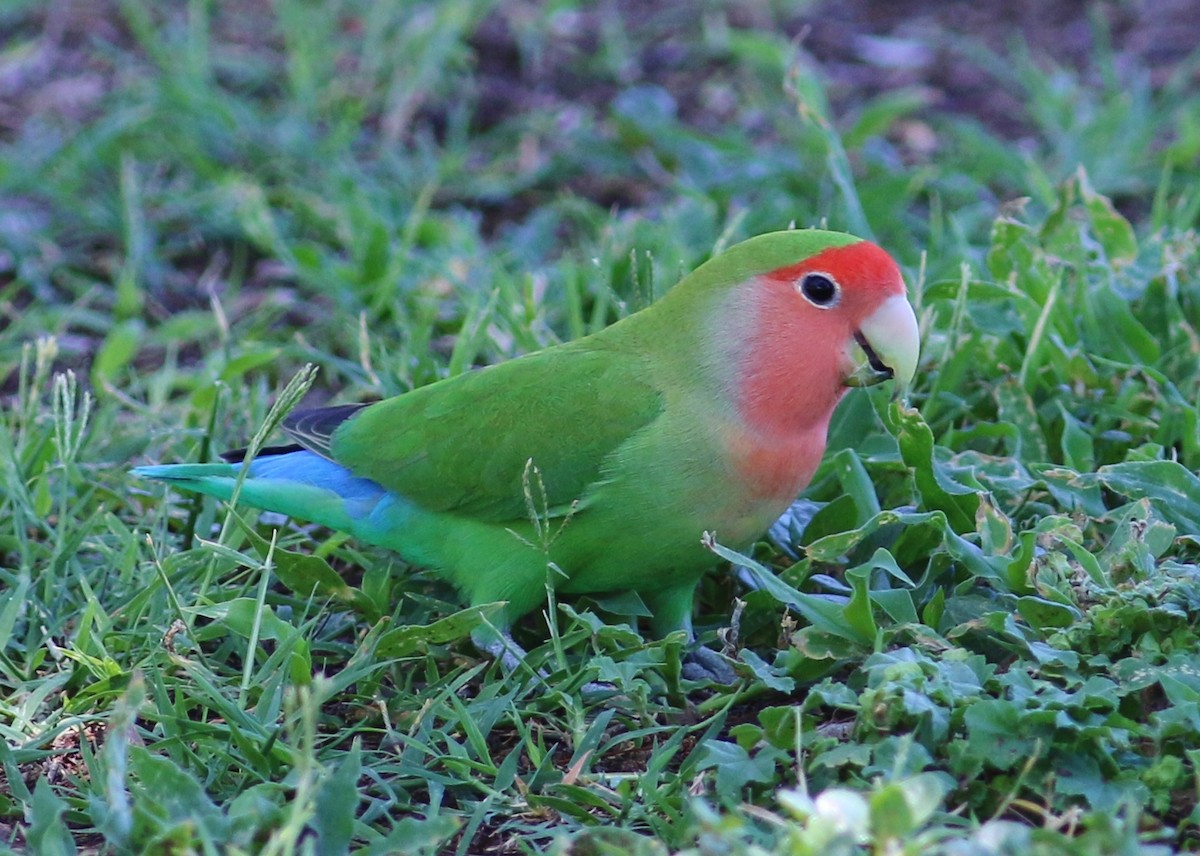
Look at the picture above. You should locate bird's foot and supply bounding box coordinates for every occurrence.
[477,631,533,675]
[681,646,737,684]
[579,678,620,699]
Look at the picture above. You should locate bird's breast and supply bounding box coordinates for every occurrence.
[681,425,825,551]
[724,423,827,509]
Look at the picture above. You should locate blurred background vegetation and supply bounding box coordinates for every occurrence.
[1,1,1200,853]
[4,0,1197,401]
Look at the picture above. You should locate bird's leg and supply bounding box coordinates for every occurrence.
[682,646,737,684]
[645,581,737,684]
[473,627,532,675]
[468,598,544,677]
[464,581,554,678]
[470,611,617,697]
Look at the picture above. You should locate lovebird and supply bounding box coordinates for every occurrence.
[135,230,920,679]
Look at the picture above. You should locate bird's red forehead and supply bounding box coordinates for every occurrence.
[763,241,903,297]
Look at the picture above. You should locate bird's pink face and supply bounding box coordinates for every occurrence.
[736,240,920,436]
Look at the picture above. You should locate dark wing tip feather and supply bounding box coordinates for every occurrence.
[220,443,305,463]
[282,403,370,459]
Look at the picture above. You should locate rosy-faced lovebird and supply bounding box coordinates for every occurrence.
[135,230,920,678]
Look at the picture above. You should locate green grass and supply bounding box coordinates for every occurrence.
[2,1,1200,853]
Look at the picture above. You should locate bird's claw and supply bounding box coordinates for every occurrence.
[681,646,737,684]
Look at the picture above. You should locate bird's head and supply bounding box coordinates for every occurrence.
[757,234,919,391]
[679,230,920,435]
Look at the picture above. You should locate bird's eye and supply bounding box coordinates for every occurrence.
[798,272,840,308]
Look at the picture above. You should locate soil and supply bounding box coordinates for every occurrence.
[466,0,1200,144]
[794,0,1200,130]
[4,1,1198,150]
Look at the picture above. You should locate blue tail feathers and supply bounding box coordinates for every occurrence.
[245,450,385,506]
[132,450,387,531]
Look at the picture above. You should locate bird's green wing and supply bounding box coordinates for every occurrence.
[286,343,664,523]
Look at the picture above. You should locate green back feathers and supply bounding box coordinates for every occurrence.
[329,346,664,522]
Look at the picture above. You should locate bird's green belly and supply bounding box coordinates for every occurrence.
[551,489,786,596]
[553,535,711,596]
[360,456,795,618]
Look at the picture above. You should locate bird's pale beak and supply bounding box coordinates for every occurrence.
[844,294,920,389]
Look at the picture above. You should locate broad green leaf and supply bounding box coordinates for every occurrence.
[872,590,919,625]
[128,747,228,843]
[994,379,1048,461]
[737,648,795,693]
[854,547,917,588]
[787,630,865,671]
[1078,168,1138,263]
[708,538,868,645]
[364,816,460,856]
[869,773,948,839]
[833,448,884,523]
[1082,461,1200,532]
[886,404,980,532]
[1089,285,1160,366]
[975,496,1013,556]
[228,786,284,844]
[1016,595,1080,630]
[219,347,282,383]
[1034,465,1107,517]
[91,319,144,388]
[1058,403,1095,471]
[1059,537,1111,590]
[374,603,506,658]
[694,740,778,798]
[962,699,1040,769]
[987,213,1037,283]
[193,599,295,643]
[844,88,931,149]
[1098,499,1177,579]
[313,741,362,856]
[795,495,856,546]
[922,587,945,628]
[27,778,76,856]
[589,588,653,618]
[1056,753,1143,811]
[231,512,382,622]
[844,566,879,643]
[804,509,1003,582]
[922,278,1030,304]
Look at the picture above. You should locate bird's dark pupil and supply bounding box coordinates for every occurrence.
[803,274,836,304]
